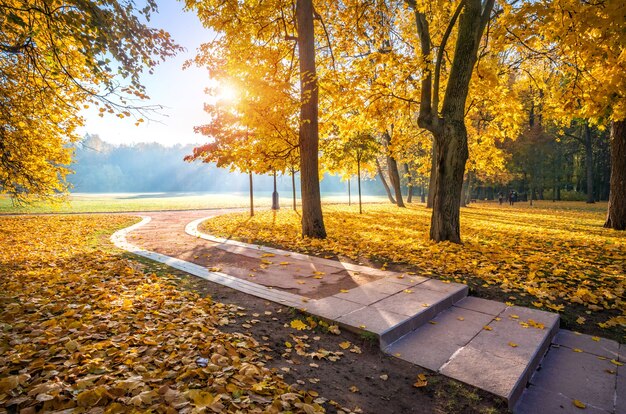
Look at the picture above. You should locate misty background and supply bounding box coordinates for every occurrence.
[70,135,385,195]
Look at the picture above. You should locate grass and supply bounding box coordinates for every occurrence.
[0,192,388,214]
[201,200,625,342]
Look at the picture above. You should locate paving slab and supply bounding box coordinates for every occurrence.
[372,288,455,316]
[440,345,528,403]
[385,306,494,371]
[616,361,625,414]
[454,296,508,316]
[306,296,365,320]
[528,345,617,413]
[381,274,429,287]
[335,306,408,335]
[331,285,395,305]
[554,330,620,360]
[515,385,612,414]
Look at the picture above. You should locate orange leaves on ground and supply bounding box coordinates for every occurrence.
[202,203,626,335]
[0,216,325,413]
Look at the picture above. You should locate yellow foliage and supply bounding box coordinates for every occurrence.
[0,215,325,412]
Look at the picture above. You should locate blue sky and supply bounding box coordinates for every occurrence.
[80,0,213,146]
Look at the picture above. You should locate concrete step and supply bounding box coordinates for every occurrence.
[385,297,560,409]
[514,331,623,414]
[307,276,468,348]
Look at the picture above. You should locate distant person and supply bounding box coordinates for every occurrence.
[509,190,514,206]
[498,192,504,205]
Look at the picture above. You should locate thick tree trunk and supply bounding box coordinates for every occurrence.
[604,120,626,230]
[383,131,405,207]
[249,171,254,217]
[404,163,413,203]
[296,0,326,238]
[585,122,595,204]
[430,121,468,243]
[376,158,396,204]
[291,167,297,211]
[427,141,436,208]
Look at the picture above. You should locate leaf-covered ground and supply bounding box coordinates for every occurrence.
[201,202,625,342]
[0,215,327,413]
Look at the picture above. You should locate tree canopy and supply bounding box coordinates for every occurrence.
[0,0,181,202]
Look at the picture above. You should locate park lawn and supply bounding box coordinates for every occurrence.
[202,201,625,342]
[0,193,388,214]
[0,215,325,413]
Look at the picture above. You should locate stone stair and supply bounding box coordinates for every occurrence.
[380,296,560,409]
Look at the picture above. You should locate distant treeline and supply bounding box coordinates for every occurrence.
[70,135,386,194]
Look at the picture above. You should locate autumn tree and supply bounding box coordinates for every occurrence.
[185,0,329,238]
[0,0,180,202]
[507,0,626,229]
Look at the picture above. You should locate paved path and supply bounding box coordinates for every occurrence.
[112,210,625,413]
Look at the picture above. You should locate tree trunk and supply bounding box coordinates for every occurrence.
[376,158,396,204]
[383,131,405,207]
[248,171,254,217]
[420,185,426,203]
[272,170,279,210]
[291,167,297,211]
[429,121,468,243]
[585,122,595,204]
[404,163,413,203]
[460,174,469,207]
[466,171,473,204]
[604,120,626,230]
[296,0,326,238]
[357,156,363,214]
[427,141,436,208]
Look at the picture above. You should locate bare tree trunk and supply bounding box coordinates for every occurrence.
[420,185,426,203]
[376,158,396,204]
[404,163,413,203]
[291,167,297,211]
[460,174,469,207]
[383,131,405,207]
[249,171,254,217]
[296,0,326,238]
[272,170,279,210]
[427,141,436,208]
[357,156,363,214]
[465,171,473,205]
[605,120,626,230]
[585,122,595,204]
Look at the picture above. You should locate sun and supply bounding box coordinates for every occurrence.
[216,82,238,102]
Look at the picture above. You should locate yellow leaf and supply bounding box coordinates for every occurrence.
[349,385,359,393]
[591,336,600,342]
[261,253,275,258]
[508,342,518,348]
[290,319,308,331]
[573,348,583,353]
[576,316,586,325]
[188,389,214,407]
[483,326,493,331]
[457,317,465,321]
[328,325,341,335]
[339,341,351,349]
[505,302,514,306]
[610,359,623,366]
[572,399,586,409]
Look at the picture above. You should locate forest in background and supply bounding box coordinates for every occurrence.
[70,134,387,195]
[72,132,611,203]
